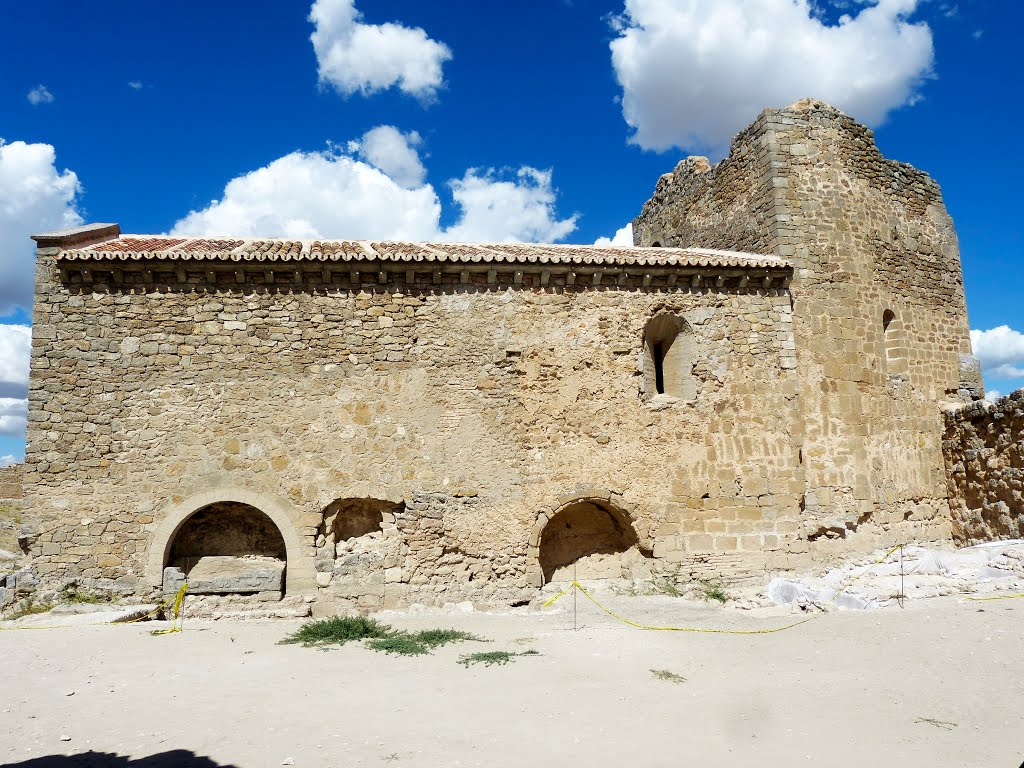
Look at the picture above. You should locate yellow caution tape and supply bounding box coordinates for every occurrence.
[825,544,903,605]
[544,580,815,634]
[149,582,188,635]
[543,544,912,634]
[966,592,1024,602]
[0,582,189,633]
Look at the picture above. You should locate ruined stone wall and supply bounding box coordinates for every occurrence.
[635,100,978,558]
[0,464,25,554]
[944,391,1024,544]
[24,252,803,607]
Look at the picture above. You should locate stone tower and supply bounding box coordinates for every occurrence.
[634,99,982,550]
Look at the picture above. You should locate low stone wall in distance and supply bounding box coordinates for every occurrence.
[944,390,1024,544]
[0,464,25,554]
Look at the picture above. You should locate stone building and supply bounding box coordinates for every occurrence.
[20,100,983,613]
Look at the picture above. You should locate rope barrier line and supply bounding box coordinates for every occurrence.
[543,543,910,635]
[824,544,903,605]
[965,592,1024,602]
[0,583,188,633]
[545,579,815,634]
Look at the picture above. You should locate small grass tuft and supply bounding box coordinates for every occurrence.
[3,598,53,621]
[60,586,112,605]
[701,582,729,603]
[458,649,539,667]
[278,616,392,647]
[366,635,432,655]
[412,628,485,648]
[650,668,686,683]
[367,628,486,656]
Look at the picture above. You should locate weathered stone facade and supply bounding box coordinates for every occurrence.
[19,100,982,612]
[944,391,1024,544]
[635,99,981,562]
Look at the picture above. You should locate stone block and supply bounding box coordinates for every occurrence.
[174,556,285,595]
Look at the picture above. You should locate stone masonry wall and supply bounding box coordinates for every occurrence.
[0,464,25,554]
[25,248,803,608]
[635,100,978,560]
[944,391,1024,544]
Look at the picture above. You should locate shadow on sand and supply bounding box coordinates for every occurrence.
[2,751,238,768]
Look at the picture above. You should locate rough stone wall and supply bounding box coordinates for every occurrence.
[0,464,25,554]
[635,100,978,558]
[24,250,802,607]
[944,391,1024,544]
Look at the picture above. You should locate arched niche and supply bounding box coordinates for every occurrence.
[642,313,696,401]
[882,308,910,379]
[145,487,313,596]
[530,494,652,585]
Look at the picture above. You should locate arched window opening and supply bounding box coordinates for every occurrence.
[642,313,696,401]
[882,308,909,379]
[650,241,662,248]
[538,500,652,583]
[165,501,287,595]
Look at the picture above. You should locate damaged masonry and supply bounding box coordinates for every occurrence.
[9,100,1009,617]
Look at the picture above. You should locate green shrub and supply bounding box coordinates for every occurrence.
[458,649,539,667]
[278,616,392,646]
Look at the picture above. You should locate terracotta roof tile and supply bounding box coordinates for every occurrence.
[59,235,791,270]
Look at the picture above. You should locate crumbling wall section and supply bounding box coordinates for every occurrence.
[944,391,1024,544]
[634,99,978,563]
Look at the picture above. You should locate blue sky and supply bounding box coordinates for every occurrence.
[0,0,1021,462]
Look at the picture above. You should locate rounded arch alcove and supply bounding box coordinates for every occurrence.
[146,487,313,597]
[534,496,653,584]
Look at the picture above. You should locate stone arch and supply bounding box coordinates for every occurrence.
[882,308,909,379]
[642,312,696,401]
[528,492,653,586]
[145,487,314,596]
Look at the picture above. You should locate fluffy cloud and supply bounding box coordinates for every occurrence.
[971,326,1024,381]
[355,126,426,188]
[309,0,452,101]
[594,223,633,247]
[27,85,54,105]
[172,131,576,244]
[0,140,83,316]
[0,325,31,401]
[0,324,30,440]
[0,455,19,468]
[171,148,441,240]
[443,168,577,244]
[609,0,935,152]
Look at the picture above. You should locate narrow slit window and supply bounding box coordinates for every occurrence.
[653,342,665,394]
[642,313,696,401]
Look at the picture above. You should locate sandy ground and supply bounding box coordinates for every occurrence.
[1,590,1022,768]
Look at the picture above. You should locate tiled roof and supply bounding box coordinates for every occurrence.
[59,235,790,270]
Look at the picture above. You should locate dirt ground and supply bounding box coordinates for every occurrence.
[1,592,1022,768]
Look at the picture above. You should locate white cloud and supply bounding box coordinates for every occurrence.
[356,126,426,188]
[0,324,30,441]
[594,223,633,247]
[0,454,19,468]
[309,0,452,101]
[986,389,1003,402]
[0,325,31,400]
[609,0,935,152]
[971,326,1024,370]
[0,140,83,316]
[27,85,54,106]
[442,168,577,243]
[0,398,27,439]
[971,325,1024,392]
[128,81,144,91]
[171,133,576,244]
